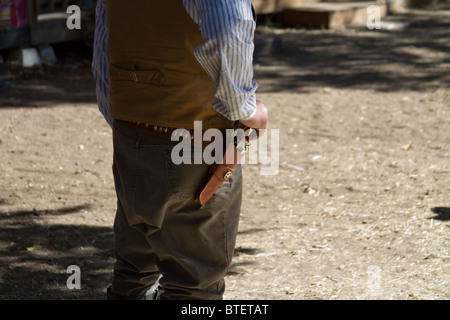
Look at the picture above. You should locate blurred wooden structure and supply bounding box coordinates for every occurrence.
[252,0,388,28]
[252,0,319,14]
[0,0,444,51]
[0,0,96,50]
[283,2,387,29]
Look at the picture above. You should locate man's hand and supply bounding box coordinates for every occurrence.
[239,99,268,130]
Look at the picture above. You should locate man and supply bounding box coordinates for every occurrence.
[92,0,268,300]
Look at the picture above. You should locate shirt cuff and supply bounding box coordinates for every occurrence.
[239,94,257,121]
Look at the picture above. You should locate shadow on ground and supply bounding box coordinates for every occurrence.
[430,207,450,221]
[0,41,97,109]
[0,204,114,300]
[254,10,450,93]
[0,202,264,299]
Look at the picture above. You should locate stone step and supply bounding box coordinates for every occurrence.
[282,1,387,29]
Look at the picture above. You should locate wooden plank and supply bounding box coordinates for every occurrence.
[282,1,387,28]
[252,0,318,15]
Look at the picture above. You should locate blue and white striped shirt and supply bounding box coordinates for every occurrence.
[92,0,258,127]
[91,0,112,127]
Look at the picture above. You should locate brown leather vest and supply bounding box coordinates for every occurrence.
[105,0,236,130]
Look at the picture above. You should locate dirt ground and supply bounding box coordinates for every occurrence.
[0,8,449,300]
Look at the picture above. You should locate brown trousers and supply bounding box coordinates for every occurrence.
[108,119,242,300]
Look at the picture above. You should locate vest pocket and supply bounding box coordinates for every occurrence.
[110,64,165,85]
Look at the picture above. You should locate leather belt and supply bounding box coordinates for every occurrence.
[119,120,228,148]
[119,120,192,140]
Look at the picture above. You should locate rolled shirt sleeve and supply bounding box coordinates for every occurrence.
[183,0,258,121]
